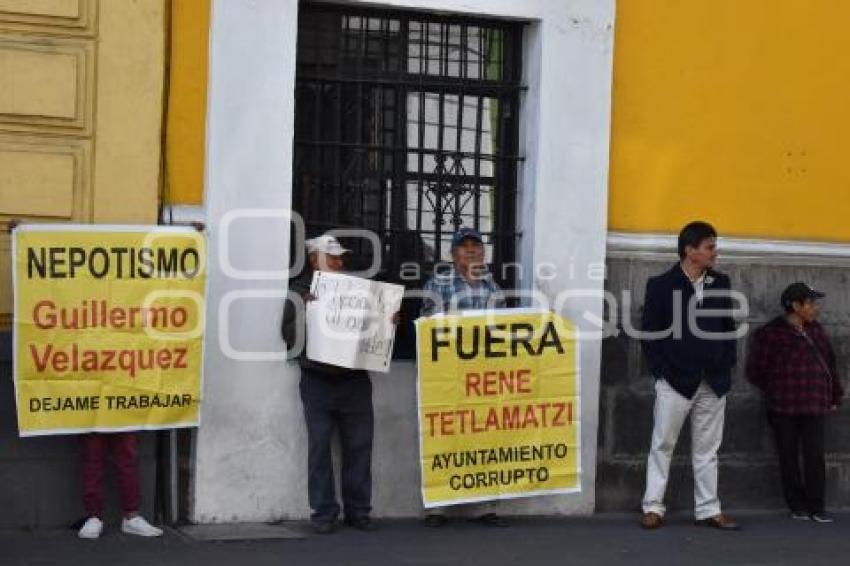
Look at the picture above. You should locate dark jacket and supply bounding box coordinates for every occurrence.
[280,272,352,376]
[747,317,844,415]
[641,263,738,399]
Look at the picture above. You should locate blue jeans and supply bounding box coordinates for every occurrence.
[300,367,373,524]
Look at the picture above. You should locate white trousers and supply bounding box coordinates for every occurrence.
[642,379,726,520]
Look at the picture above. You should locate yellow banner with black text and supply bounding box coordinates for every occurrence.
[415,309,581,507]
[12,225,205,436]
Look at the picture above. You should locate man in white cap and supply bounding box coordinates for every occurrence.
[281,233,377,534]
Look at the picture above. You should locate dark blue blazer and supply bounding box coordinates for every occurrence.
[640,263,738,399]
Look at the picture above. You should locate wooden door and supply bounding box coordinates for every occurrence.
[0,0,166,328]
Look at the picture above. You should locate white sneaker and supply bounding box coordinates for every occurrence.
[810,513,834,524]
[121,515,163,537]
[78,517,103,539]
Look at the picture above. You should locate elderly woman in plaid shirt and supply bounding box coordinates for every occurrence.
[747,282,844,523]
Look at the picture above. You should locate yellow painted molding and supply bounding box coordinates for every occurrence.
[165,0,209,206]
[0,35,95,135]
[91,0,166,223]
[0,0,96,36]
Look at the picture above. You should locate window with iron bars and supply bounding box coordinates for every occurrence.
[293,2,525,357]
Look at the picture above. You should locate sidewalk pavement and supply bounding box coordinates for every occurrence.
[2,512,849,566]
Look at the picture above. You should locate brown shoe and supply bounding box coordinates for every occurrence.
[639,512,663,529]
[695,513,740,530]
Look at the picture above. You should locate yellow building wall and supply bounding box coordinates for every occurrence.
[162,1,850,238]
[165,0,209,205]
[609,0,850,242]
[0,0,165,327]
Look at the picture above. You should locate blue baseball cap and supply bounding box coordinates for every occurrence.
[451,227,483,248]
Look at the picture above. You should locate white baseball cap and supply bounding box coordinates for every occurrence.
[306,234,351,256]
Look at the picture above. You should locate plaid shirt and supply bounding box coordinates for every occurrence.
[419,267,506,316]
[747,317,844,415]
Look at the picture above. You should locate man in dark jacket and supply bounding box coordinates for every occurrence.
[281,234,376,534]
[747,282,844,523]
[639,221,740,530]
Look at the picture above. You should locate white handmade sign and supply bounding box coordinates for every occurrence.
[305,271,404,372]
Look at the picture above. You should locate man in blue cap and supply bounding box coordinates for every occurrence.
[420,227,506,317]
[419,227,509,527]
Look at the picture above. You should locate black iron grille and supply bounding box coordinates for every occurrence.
[293,2,525,356]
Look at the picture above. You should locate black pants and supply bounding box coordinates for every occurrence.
[300,367,373,524]
[767,412,826,515]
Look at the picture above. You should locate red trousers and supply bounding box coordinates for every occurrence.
[81,433,141,517]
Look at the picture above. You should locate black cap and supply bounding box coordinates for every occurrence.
[781,282,825,310]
